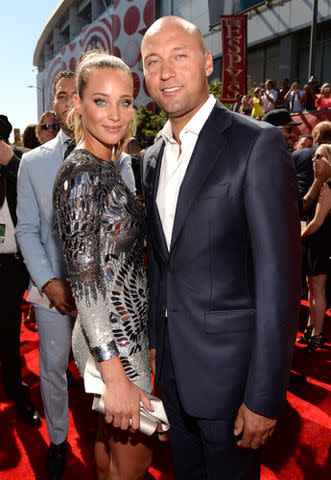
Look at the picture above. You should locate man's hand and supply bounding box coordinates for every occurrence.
[0,141,14,166]
[43,278,76,316]
[234,403,277,449]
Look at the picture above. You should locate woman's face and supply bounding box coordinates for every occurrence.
[74,67,133,160]
[39,114,60,144]
[313,146,331,176]
[322,85,331,98]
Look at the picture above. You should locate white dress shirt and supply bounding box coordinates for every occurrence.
[156,95,216,250]
[0,197,18,253]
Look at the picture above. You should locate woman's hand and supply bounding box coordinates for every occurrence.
[100,356,153,431]
[104,377,153,431]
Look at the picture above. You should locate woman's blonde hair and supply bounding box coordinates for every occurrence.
[67,49,136,161]
[318,143,331,164]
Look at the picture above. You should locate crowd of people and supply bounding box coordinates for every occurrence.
[232,76,331,117]
[0,14,330,480]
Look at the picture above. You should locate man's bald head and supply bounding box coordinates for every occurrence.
[142,16,206,54]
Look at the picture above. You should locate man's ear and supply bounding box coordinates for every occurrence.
[72,94,82,114]
[205,51,214,78]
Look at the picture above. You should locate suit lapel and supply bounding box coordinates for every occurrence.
[170,104,231,252]
[144,141,169,263]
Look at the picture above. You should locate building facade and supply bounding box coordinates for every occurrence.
[34,0,331,114]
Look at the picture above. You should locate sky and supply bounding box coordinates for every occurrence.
[0,1,61,142]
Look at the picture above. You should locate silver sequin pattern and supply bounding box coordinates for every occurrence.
[53,149,151,393]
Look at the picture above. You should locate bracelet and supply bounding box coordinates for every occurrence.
[41,277,57,293]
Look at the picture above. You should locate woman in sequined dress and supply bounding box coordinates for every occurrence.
[53,50,153,479]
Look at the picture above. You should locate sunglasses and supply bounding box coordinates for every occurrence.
[41,123,60,131]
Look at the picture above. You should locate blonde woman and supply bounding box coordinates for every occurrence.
[299,144,331,351]
[53,50,153,479]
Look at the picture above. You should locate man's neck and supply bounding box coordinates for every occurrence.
[61,127,74,138]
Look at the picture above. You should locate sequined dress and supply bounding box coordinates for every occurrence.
[53,149,151,394]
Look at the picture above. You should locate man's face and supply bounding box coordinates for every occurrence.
[53,76,76,131]
[279,126,296,150]
[141,21,213,126]
[295,136,313,150]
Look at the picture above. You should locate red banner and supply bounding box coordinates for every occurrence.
[220,15,247,103]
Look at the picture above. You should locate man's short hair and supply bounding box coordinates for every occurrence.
[312,121,331,145]
[53,70,76,95]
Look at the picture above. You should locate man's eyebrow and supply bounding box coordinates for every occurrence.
[144,46,189,59]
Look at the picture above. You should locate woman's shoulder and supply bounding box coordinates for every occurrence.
[59,149,101,181]
[54,149,101,199]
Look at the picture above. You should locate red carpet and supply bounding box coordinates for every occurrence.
[0,302,330,479]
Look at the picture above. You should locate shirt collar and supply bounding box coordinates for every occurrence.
[58,129,72,145]
[161,95,216,144]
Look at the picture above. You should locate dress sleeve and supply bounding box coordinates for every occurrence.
[54,167,119,362]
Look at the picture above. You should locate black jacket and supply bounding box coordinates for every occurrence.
[0,146,28,225]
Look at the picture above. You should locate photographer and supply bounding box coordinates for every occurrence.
[285,80,304,113]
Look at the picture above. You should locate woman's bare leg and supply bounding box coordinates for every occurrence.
[95,414,111,480]
[307,274,327,335]
[94,415,153,480]
[107,424,153,480]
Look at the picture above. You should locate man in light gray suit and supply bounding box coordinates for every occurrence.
[16,70,76,480]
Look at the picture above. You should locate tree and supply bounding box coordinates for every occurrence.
[135,106,167,148]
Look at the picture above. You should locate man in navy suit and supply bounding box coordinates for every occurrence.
[141,16,301,479]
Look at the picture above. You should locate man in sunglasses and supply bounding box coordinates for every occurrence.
[16,70,77,480]
[36,111,60,145]
[0,115,42,427]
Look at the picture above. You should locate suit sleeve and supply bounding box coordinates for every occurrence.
[15,153,56,289]
[243,126,302,417]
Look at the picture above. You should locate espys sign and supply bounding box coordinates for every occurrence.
[220,15,247,103]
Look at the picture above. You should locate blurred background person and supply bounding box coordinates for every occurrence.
[239,94,252,116]
[261,79,278,113]
[263,108,301,152]
[277,78,290,109]
[36,110,60,144]
[0,114,41,426]
[285,80,304,113]
[299,144,331,351]
[231,92,242,113]
[250,87,264,120]
[22,123,40,149]
[315,83,331,110]
[294,134,314,151]
[295,121,331,202]
[303,77,319,111]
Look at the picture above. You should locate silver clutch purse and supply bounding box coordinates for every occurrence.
[83,354,170,436]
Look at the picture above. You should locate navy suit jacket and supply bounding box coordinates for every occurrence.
[142,103,301,420]
[292,146,316,200]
